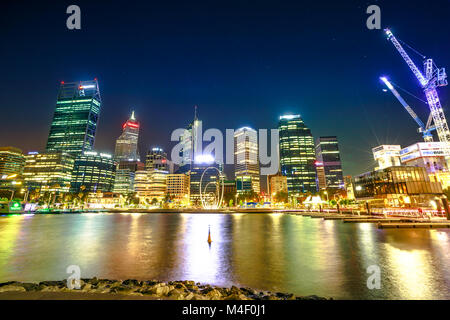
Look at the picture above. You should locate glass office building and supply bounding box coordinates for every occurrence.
[23,151,74,193]
[0,147,25,177]
[353,166,443,207]
[71,151,116,193]
[278,115,316,194]
[46,80,101,157]
[315,136,344,189]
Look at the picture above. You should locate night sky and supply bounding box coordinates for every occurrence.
[1,0,450,179]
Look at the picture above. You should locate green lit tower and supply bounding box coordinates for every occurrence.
[278,114,316,194]
[46,80,101,157]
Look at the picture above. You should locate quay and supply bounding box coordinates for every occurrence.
[378,222,450,229]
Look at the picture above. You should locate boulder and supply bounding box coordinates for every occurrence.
[0,284,26,292]
[168,289,185,300]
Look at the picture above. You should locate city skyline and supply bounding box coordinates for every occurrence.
[2,1,449,178]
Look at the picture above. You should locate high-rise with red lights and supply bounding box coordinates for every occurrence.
[114,111,140,162]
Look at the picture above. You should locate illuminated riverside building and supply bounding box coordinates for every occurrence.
[23,151,74,193]
[315,161,326,190]
[167,173,190,202]
[46,80,101,157]
[0,147,25,178]
[114,111,140,162]
[399,142,449,173]
[70,151,116,193]
[268,172,288,199]
[134,169,168,202]
[148,169,168,201]
[353,166,443,207]
[278,114,316,194]
[189,155,221,205]
[372,145,401,170]
[134,170,151,200]
[315,136,344,189]
[113,161,144,194]
[234,127,260,194]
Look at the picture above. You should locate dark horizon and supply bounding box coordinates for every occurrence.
[1,0,450,178]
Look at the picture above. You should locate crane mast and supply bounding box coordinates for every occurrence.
[385,29,450,144]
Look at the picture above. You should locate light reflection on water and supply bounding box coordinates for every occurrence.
[0,212,449,299]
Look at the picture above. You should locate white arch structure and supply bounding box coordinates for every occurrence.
[199,167,224,209]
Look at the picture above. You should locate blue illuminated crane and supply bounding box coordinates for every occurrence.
[380,76,435,142]
[385,29,449,143]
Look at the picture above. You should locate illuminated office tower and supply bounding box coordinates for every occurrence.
[278,115,316,194]
[71,151,116,193]
[0,147,25,177]
[234,127,260,194]
[114,111,140,162]
[134,169,168,203]
[189,155,221,205]
[23,151,74,193]
[113,161,144,194]
[268,172,288,198]
[46,80,101,157]
[146,147,174,173]
[315,136,344,189]
[178,106,202,172]
[148,169,168,201]
[167,173,190,203]
[134,170,152,200]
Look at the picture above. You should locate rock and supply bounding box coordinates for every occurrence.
[302,295,328,300]
[122,279,141,286]
[81,283,92,292]
[143,280,159,286]
[150,285,170,296]
[0,278,328,300]
[0,284,26,292]
[168,289,185,300]
[205,289,222,300]
[192,293,209,300]
[20,283,39,292]
[184,292,195,300]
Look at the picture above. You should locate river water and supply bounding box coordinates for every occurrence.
[0,212,449,299]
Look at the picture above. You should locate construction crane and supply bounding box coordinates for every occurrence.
[380,76,435,142]
[385,29,449,144]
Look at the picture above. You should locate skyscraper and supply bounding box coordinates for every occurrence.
[315,136,344,189]
[178,106,202,172]
[114,111,140,162]
[278,115,316,194]
[0,147,25,178]
[146,147,174,173]
[234,127,260,194]
[46,80,101,157]
[23,151,74,193]
[71,151,116,193]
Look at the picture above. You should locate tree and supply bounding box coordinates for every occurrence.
[223,190,237,206]
[274,191,288,203]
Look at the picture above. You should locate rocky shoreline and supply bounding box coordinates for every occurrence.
[0,278,329,300]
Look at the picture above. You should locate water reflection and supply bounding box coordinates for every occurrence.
[0,213,449,299]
